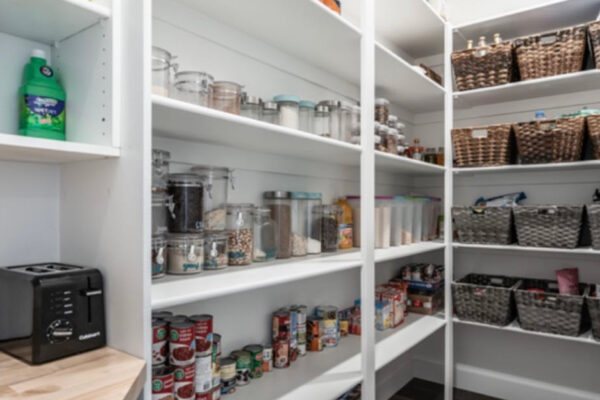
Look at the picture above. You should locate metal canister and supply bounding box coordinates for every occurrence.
[194,354,212,395]
[273,340,290,368]
[169,321,196,366]
[152,365,174,400]
[307,317,323,352]
[220,357,236,395]
[262,344,273,373]
[152,318,168,366]
[272,310,290,341]
[230,350,251,386]
[292,305,307,356]
[242,344,264,379]
[190,314,213,356]
[173,363,195,400]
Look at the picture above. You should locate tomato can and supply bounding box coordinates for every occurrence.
[307,317,323,352]
[152,365,174,400]
[230,350,251,386]
[190,314,213,357]
[262,345,273,373]
[164,315,189,324]
[174,363,195,400]
[211,385,221,400]
[194,354,212,394]
[170,321,196,366]
[272,310,290,341]
[242,344,263,379]
[152,318,168,366]
[195,391,210,400]
[273,340,290,368]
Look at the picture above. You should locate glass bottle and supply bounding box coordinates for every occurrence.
[253,208,277,262]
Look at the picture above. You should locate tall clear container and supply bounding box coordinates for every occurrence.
[274,95,300,130]
[306,193,323,254]
[339,102,352,143]
[152,235,167,279]
[314,205,341,252]
[314,105,331,137]
[211,81,243,115]
[253,208,278,262]
[375,196,392,249]
[263,191,292,259]
[190,165,230,232]
[391,196,407,246]
[152,149,170,192]
[241,95,263,120]
[299,101,315,133]
[261,101,279,125]
[411,197,424,243]
[421,198,432,241]
[402,198,415,244]
[290,192,309,256]
[167,173,203,233]
[226,203,254,266]
[318,100,341,140]
[152,46,177,96]
[346,196,361,247]
[173,71,213,106]
[349,104,360,137]
[152,192,169,236]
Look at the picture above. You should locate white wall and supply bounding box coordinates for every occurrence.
[447,0,557,25]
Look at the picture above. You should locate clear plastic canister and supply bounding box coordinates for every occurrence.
[241,95,262,120]
[306,192,323,254]
[263,191,292,259]
[421,198,432,241]
[411,198,424,243]
[391,196,407,246]
[299,100,315,133]
[152,149,170,192]
[314,105,331,137]
[225,203,254,266]
[190,165,230,231]
[203,231,229,270]
[167,233,203,275]
[274,95,300,130]
[318,100,341,140]
[261,101,279,125]
[253,207,278,262]
[152,46,176,97]
[290,192,309,256]
[152,192,169,236]
[402,198,414,244]
[211,81,243,115]
[173,71,213,106]
[339,101,353,143]
[375,196,392,248]
[314,204,341,252]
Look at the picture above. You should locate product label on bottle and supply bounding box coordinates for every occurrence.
[22,95,65,131]
[338,224,353,248]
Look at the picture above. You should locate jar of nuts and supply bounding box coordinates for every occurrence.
[226,203,254,266]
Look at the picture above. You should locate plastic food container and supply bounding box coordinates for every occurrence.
[305,193,323,254]
[190,165,230,231]
[391,196,407,246]
[274,95,300,130]
[346,196,361,247]
[253,207,278,262]
[152,192,169,236]
[167,173,203,233]
[314,205,341,252]
[314,105,331,137]
[319,100,341,140]
[375,196,392,248]
[290,192,309,256]
[299,100,316,133]
[152,235,167,279]
[152,149,170,192]
[152,46,177,96]
[203,231,228,270]
[262,101,279,125]
[263,191,292,259]
[211,81,243,115]
[241,95,262,120]
[411,197,425,243]
[173,71,213,106]
[167,233,203,275]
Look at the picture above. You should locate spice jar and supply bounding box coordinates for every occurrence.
[241,95,262,120]
[375,98,389,124]
[173,71,213,107]
[274,95,300,130]
[152,235,167,279]
[314,104,331,137]
[167,173,203,233]
[253,208,278,262]
[318,100,341,140]
[299,100,316,133]
[436,147,445,166]
[226,204,254,266]
[190,165,230,231]
[203,231,228,270]
[211,81,243,115]
[305,193,323,254]
[152,192,170,236]
[167,233,203,275]
[152,149,170,192]
[386,128,399,155]
[424,148,437,164]
[152,46,177,96]
[315,205,341,252]
[290,192,309,256]
[261,101,279,125]
[263,191,292,259]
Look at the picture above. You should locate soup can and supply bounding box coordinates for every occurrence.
[273,340,290,368]
[152,365,174,400]
[195,391,210,400]
[170,321,196,366]
[174,363,195,400]
[242,344,264,379]
[211,385,221,400]
[272,311,290,341]
[262,345,273,373]
[220,357,236,395]
[152,318,168,366]
[211,357,220,388]
[292,305,307,356]
[194,354,212,394]
[190,314,213,357]
[307,317,323,352]
[153,310,173,319]
[230,350,251,386]
[322,318,338,348]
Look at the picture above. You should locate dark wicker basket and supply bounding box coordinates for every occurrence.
[587,204,600,250]
[514,24,587,80]
[513,117,585,164]
[452,206,513,244]
[589,21,600,69]
[587,289,600,340]
[452,124,513,168]
[453,274,521,326]
[513,205,583,248]
[587,115,600,160]
[515,279,589,337]
[452,41,514,91]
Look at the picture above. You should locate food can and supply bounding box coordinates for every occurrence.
[195,391,210,400]
[272,311,290,341]
[230,350,251,386]
[242,344,264,379]
[315,305,338,320]
[400,265,411,280]
[164,315,189,324]
[219,357,236,395]
[211,385,221,400]
[153,310,173,319]
[273,340,290,368]
[211,364,220,389]
[173,363,195,400]
[152,318,168,366]
[220,378,236,395]
[292,305,307,356]
[322,319,338,348]
[411,265,423,281]
[152,365,174,400]
[262,345,273,372]
[307,317,323,352]
[190,314,213,357]
[288,309,298,362]
[212,333,222,361]
[170,321,196,366]
[194,354,212,394]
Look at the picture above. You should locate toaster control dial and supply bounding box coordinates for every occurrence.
[46,319,73,343]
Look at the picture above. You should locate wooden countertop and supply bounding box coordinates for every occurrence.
[0,347,146,400]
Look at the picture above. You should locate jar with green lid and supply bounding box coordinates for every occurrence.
[173,71,213,106]
[226,204,254,266]
[298,100,315,133]
[151,235,167,279]
[263,191,292,259]
[167,173,203,233]
[253,208,277,262]
[167,233,203,274]
[190,165,231,231]
[203,231,228,270]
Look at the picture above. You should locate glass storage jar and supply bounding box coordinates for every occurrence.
[386,128,399,155]
[314,205,341,252]
[318,100,341,140]
[190,165,230,231]
[152,149,170,192]
[211,81,243,115]
[263,191,292,259]
[376,123,388,152]
[375,196,392,249]
[226,203,254,266]
[436,147,445,166]
[152,192,170,236]
[349,104,360,138]
[241,95,262,120]
[261,101,279,125]
[290,192,309,256]
[314,104,331,137]
[203,231,228,270]
[375,98,389,124]
[253,207,277,262]
[274,95,300,130]
[339,102,353,143]
[299,100,316,133]
[167,173,203,233]
[387,114,398,128]
[152,46,177,96]
[173,71,213,106]
[152,235,167,279]
[424,148,437,164]
[167,233,203,274]
[305,192,323,254]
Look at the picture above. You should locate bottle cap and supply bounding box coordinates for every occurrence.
[31,49,46,60]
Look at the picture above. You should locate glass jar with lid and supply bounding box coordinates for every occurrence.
[318,100,341,140]
[375,98,389,124]
[253,207,278,262]
[203,231,228,270]
[261,101,279,125]
[152,46,177,97]
[263,191,292,259]
[167,173,203,233]
[314,104,331,137]
[290,192,309,256]
[386,128,399,155]
[152,235,167,279]
[167,233,203,274]
[424,148,437,164]
[387,114,398,128]
[349,104,360,137]
[299,100,316,133]
[241,94,262,120]
[173,71,213,106]
[226,203,254,266]
[152,149,170,192]
[339,102,354,143]
[152,192,170,236]
[190,165,231,231]
[376,123,388,152]
[211,81,243,115]
[314,205,342,252]
[436,147,445,166]
[305,192,323,254]
[274,95,300,130]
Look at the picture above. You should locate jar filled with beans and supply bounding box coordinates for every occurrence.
[226,204,254,266]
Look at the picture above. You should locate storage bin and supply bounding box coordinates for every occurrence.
[453,274,521,326]
[451,40,514,91]
[515,279,589,337]
[590,21,600,69]
[452,124,513,167]
[452,206,513,245]
[513,117,585,164]
[587,115,600,160]
[587,204,600,250]
[514,24,586,81]
[513,205,583,248]
[587,288,600,340]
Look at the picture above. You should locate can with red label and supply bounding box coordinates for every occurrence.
[170,321,196,366]
[273,340,290,368]
[152,365,174,400]
[272,310,290,341]
[194,354,212,394]
[195,391,211,400]
[211,385,221,400]
[242,344,263,379]
[152,318,168,366]
[174,363,195,400]
[153,310,173,319]
[262,344,273,373]
[190,314,213,357]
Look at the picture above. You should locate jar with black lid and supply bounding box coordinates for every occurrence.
[167,173,203,233]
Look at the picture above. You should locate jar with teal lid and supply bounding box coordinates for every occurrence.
[298,100,315,133]
[273,94,300,130]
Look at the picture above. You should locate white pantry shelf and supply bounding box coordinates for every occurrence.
[0,133,119,163]
[454,243,600,257]
[453,160,600,175]
[376,150,445,175]
[0,0,111,44]
[152,95,361,166]
[375,241,446,263]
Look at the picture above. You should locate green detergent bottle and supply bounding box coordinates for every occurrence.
[18,49,66,140]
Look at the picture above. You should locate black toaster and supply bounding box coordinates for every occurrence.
[0,263,106,364]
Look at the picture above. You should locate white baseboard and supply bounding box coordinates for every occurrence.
[376,355,414,400]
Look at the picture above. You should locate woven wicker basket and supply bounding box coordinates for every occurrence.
[514,24,587,81]
[587,115,600,160]
[589,21,600,69]
[453,274,521,326]
[419,63,442,86]
[452,124,513,168]
[587,204,600,250]
[513,205,583,248]
[452,41,514,91]
[587,290,600,340]
[515,279,588,337]
[452,206,513,244]
[513,117,585,164]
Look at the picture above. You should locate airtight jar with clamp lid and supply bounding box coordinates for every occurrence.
[190,166,231,232]
[152,149,170,192]
[226,204,254,266]
[211,81,243,115]
[152,46,177,96]
[167,173,203,233]
[241,95,263,120]
[173,71,213,106]
[167,233,203,275]
[203,231,228,270]
[152,192,171,236]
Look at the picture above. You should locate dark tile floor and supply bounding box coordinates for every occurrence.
[391,378,503,400]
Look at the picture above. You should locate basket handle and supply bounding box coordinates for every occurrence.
[536,206,557,215]
[540,34,558,46]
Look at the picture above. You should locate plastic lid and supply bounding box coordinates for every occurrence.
[190,165,230,178]
[375,98,390,106]
[263,191,291,199]
[31,49,46,60]
[273,94,300,104]
[299,100,316,108]
[290,191,323,199]
[388,115,398,123]
[242,94,262,105]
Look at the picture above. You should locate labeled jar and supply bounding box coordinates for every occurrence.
[241,95,262,120]
[314,104,331,137]
[375,98,389,124]
[167,233,203,275]
[318,100,341,140]
[226,204,254,266]
[386,128,399,155]
[273,95,300,130]
[152,235,167,279]
[211,81,243,115]
[263,191,292,259]
[203,231,228,270]
[152,46,177,97]
[314,205,341,252]
[253,208,278,262]
[190,166,230,231]
[167,173,203,233]
[299,100,316,133]
[305,193,323,254]
[173,71,213,106]
[290,192,309,256]
[152,149,170,192]
[262,101,279,125]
